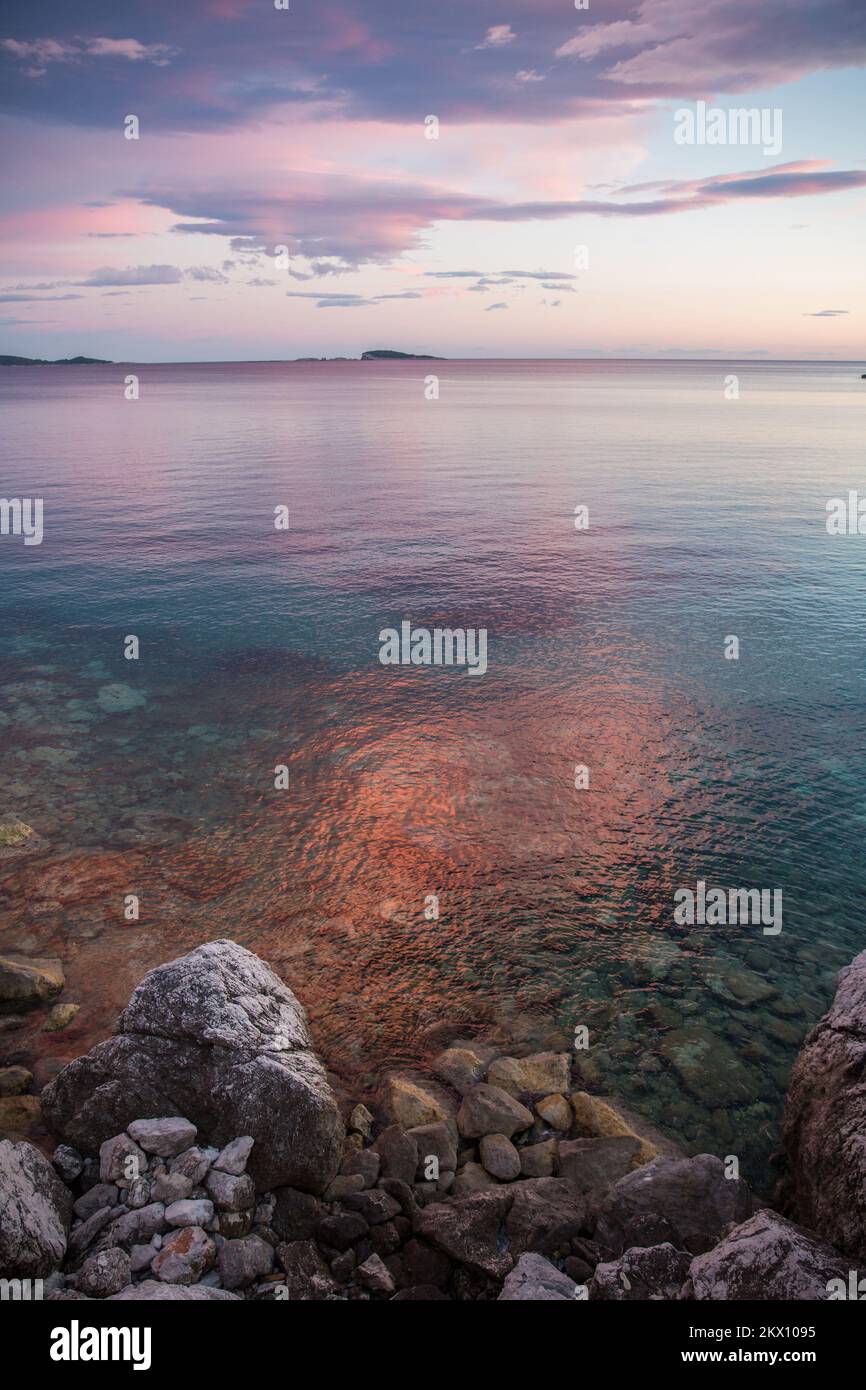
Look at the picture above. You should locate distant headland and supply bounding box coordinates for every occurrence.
[0,349,444,367]
[0,354,113,366]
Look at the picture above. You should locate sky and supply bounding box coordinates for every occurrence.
[1,0,864,361]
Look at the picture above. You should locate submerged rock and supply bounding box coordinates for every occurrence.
[487,1053,571,1099]
[43,1002,80,1032]
[658,1024,763,1107]
[569,1092,659,1165]
[0,818,34,848]
[0,954,64,1014]
[782,948,866,1259]
[0,1065,32,1097]
[386,1075,448,1129]
[431,1046,487,1093]
[41,940,344,1193]
[96,683,146,714]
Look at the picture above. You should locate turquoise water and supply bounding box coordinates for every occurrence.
[2,359,865,1182]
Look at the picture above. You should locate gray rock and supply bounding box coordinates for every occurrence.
[73,1183,117,1221]
[348,1104,374,1139]
[371,1126,417,1184]
[355,1252,395,1294]
[340,1147,381,1188]
[324,1174,366,1201]
[169,1146,212,1185]
[125,1177,151,1210]
[416,1189,513,1280]
[277,1240,338,1299]
[342,1189,401,1225]
[499,1252,578,1301]
[378,1177,420,1220]
[558,1136,641,1201]
[687,1210,850,1300]
[407,1121,458,1178]
[456,1084,533,1140]
[254,1193,276,1226]
[782,949,866,1259]
[452,1162,500,1196]
[590,1243,692,1300]
[41,940,344,1193]
[67,1207,117,1262]
[218,1210,253,1239]
[391,1285,449,1301]
[595,1154,754,1255]
[152,1171,193,1205]
[505,1178,586,1258]
[205,1167,255,1211]
[101,1202,166,1250]
[110,1279,239,1300]
[127,1117,197,1158]
[99,1132,146,1185]
[218,1233,274,1289]
[52,1144,83,1183]
[165,1198,214,1228]
[76,1247,131,1299]
[480,1133,521,1181]
[129,1242,157,1275]
[317,1210,368,1251]
[519,1140,558,1179]
[213,1135,254,1175]
[0,1139,73,1276]
[151,1225,215,1284]
[271,1187,320,1242]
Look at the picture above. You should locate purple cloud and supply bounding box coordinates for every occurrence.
[127,160,866,269]
[1,1,863,129]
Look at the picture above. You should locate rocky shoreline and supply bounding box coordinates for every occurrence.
[1,939,864,1301]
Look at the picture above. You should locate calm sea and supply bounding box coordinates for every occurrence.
[2,358,865,1182]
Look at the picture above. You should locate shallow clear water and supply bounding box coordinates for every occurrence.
[2,358,865,1183]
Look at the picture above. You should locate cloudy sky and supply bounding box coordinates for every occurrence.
[1,0,864,360]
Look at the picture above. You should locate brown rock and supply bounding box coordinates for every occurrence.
[457,1084,533,1140]
[782,949,866,1259]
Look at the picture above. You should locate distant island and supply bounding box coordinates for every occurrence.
[0,349,444,366]
[290,350,444,361]
[360,350,444,360]
[0,354,113,366]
